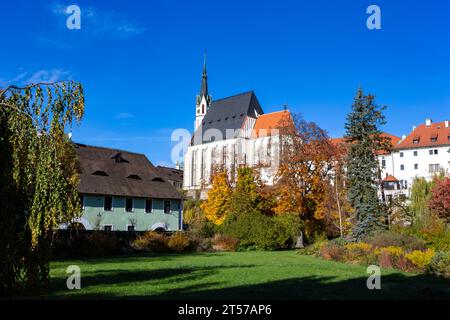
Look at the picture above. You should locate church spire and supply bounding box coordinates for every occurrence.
[200,50,209,98]
[195,51,212,131]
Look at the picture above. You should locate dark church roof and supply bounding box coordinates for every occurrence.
[75,143,182,199]
[192,91,264,145]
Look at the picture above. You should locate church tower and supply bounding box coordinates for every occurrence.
[195,51,212,131]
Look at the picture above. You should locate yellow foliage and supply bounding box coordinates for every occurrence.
[376,246,405,257]
[345,242,372,252]
[405,249,436,270]
[200,171,232,225]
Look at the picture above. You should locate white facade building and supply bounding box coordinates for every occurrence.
[378,119,450,199]
[183,59,292,198]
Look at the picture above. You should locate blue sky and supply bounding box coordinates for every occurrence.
[1,0,449,166]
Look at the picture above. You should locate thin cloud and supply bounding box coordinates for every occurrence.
[114,112,135,120]
[0,72,29,87]
[25,69,72,84]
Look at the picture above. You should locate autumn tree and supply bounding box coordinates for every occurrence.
[344,87,391,240]
[273,113,336,239]
[0,81,84,295]
[200,170,232,225]
[429,177,450,222]
[229,167,260,216]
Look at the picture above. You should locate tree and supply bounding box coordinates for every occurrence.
[344,87,389,240]
[273,113,336,239]
[0,81,84,295]
[229,167,260,216]
[200,171,232,225]
[429,177,450,222]
[409,177,434,225]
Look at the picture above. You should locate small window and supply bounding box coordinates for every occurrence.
[448,135,450,141]
[104,196,113,211]
[127,174,141,180]
[145,199,153,213]
[429,150,433,155]
[104,225,113,232]
[164,200,171,214]
[414,164,418,170]
[434,149,438,155]
[400,165,404,171]
[413,138,420,144]
[381,159,386,167]
[152,177,165,182]
[431,137,437,142]
[125,197,133,212]
[413,151,418,156]
[127,225,135,232]
[400,152,404,158]
[93,170,108,176]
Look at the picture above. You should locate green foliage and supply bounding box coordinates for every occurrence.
[0,81,84,295]
[229,167,260,216]
[344,87,387,240]
[409,177,434,225]
[366,230,425,251]
[222,211,302,250]
[427,251,450,277]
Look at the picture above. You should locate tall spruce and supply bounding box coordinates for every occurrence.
[345,87,388,240]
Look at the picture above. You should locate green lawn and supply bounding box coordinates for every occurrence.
[42,251,449,299]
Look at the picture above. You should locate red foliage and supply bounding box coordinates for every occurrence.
[429,178,450,222]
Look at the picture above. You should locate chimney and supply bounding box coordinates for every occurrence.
[401,134,406,140]
[445,120,449,128]
[425,118,432,127]
[412,125,416,131]
[176,161,180,170]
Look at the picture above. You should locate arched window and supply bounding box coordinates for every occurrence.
[202,104,205,114]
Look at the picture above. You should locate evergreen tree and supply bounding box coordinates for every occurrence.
[345,87,388,240]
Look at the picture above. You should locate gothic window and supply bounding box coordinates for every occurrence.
[202,104,205,114]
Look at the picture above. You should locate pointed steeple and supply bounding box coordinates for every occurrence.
[200,50,209,98]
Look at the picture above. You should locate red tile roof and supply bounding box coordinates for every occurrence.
[251,110,294,138]
[330,133,401,155]
[382,175,399,182]
[397,121,450,149]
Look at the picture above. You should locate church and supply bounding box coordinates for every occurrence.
[183,55,293,199]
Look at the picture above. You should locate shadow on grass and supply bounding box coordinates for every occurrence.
[43,265,450,300]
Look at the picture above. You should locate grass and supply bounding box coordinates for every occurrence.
[41,251,449,299]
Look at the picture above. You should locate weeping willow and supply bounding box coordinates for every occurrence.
[0,81,84,295]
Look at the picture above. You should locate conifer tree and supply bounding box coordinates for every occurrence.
[345,87,388,240]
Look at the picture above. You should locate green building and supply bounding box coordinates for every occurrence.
[62,143,183,232]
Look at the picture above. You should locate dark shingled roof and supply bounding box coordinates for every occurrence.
[75,143,182,199]
[157,166,184,184]
[192,91,264,145]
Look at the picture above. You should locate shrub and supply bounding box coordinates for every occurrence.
[297,238,327,256]
[132,231,169,252]
[345,242,377,265]
[211,234,239,251]
[319,242,346,262]
[376,246,407,270]
[427,251,450,278]
[82,232,122,257]
[367,231,425,251]
[222,211,302,250]
[167,232,191,253]
[405,249,436,271]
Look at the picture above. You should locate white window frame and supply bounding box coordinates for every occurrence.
[145,198,153,214]
[103,196,114,212]
[124,197,134,213]
[164,199,171,214]
[103,224,114,231]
